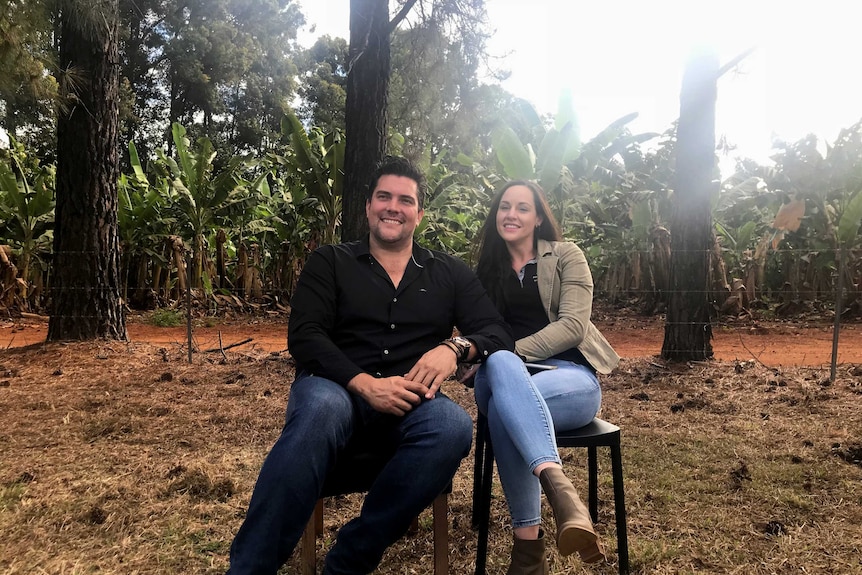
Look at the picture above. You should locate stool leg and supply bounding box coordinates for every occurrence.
[610,444,629,575]
[301,500,323,575]
[588,446,598,523]
[475,436,494,575]
[472,413,488,529]
[433,492,449,575]
[314,498,323,536]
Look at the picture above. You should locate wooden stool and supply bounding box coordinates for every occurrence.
[300,431,450,574]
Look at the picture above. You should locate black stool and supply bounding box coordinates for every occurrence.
[472,413,629,574]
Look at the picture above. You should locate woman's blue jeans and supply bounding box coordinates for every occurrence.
[474,351,601,529]
[227,372,473,574]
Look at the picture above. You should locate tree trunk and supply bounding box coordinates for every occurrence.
[341,0,391,242]
[169,236,187,298]
[236,242,248,294]
[48,0,127,341]
[249,243,263,299]
[0,245,20,311]
[662,48,717,361]
[216,229,227,288]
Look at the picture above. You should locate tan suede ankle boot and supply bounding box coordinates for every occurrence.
[506,530,549,575]
[538,466,606,563]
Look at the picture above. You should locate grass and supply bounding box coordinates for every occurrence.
[0,341,860,574]
[148,308,185,327]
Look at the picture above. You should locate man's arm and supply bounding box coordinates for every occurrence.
[287,247,365,385]
[404,257,513,399]
[451,259,514,360]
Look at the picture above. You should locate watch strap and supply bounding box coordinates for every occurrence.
[440,340,461,359]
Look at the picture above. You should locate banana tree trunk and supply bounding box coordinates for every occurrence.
[0,246,20,310]
[192,234,204,290]
[631,251,642,293]
[249,243,263,299]
[649,225,672,307]
[710,231,731,309]
[216,229,227,289]
[236,243,248,296]
[170,236,187,297]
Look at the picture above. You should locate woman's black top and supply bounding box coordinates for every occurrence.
[502,261,592,369]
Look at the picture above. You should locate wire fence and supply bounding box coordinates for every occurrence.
[2,247,861,377]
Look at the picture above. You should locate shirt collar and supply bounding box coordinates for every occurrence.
[353,235,436,265]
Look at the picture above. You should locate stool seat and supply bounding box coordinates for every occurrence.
[472,414,629,575]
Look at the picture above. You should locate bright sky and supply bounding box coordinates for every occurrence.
[301,1,860,165]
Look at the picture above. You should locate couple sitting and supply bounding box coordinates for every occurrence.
[225,157,619,575]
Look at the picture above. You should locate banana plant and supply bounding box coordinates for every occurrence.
[255,116,347,299]
[763,121,862,299]
[416,152,495,263]
[491,90,657,229]
[491,90,581,194]
[155,122,253,290]
[274,112,344,245]
[0,137,55,305]
[118,140,174,304]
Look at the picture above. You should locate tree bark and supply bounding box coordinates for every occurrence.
[662,48,717,361]
[49,0,127,341]
[341,0,391,242]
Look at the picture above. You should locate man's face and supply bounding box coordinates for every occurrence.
[365,174,424,248]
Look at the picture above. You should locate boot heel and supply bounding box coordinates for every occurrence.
[578,539,607,564]
[557,523,597,557]
[539,466,606,561]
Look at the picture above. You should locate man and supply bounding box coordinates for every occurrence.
[227,156,513,574]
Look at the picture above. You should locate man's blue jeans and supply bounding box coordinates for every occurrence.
[227,372,473,575]
[473,351,601,529]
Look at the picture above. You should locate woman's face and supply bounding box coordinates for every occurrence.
[495,184,543,247]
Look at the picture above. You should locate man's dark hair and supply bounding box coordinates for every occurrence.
[366,156,427,209]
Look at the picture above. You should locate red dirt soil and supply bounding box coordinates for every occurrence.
[3,313,861,367]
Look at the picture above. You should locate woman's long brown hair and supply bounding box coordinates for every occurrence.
[474,180,562,311]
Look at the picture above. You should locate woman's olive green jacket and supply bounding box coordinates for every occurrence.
[515,239,620,374]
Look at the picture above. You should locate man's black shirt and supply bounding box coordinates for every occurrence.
[288,237,514,385]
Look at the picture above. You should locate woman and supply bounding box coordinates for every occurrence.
[472,180,620,574]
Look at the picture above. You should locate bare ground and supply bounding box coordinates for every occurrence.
[1,310,861,574]
[4,309,862,366]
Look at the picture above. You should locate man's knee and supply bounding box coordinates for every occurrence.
[286,375,354,438]
[422,399,473,458]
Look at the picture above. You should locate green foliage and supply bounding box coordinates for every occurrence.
[389,19,508,161]
[118,140,174,301]
[839,189,862,246]
[0,0,57,153]
[135,0,303,158]
[272,112,344,246]
[490,94,658,232]
[155,122,255,289]
[295,36,348,131]
[0,136,55,301]
[148,308,184,327]
[415,153,495,263]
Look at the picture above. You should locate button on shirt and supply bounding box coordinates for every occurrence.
[288,237,513,385]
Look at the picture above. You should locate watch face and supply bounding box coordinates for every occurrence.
[453,336,471,349]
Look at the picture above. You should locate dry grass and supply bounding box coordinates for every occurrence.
[1,341,861,574]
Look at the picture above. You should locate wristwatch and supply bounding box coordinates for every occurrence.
[443,336,472,362]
